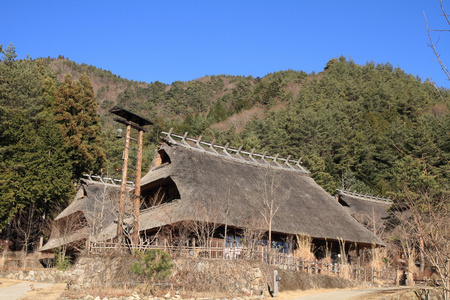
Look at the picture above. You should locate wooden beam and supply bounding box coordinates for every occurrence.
[195,135,204,150]
[223,143,232,157]
[209,139,219,154]
[113,117,147,132]
[117,123,131,245]
[133,129,144,246]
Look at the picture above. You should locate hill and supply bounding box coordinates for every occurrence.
[43,56,450,195]
[44,56,449,197]
[1,49,449,244]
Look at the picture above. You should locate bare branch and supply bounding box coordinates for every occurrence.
[424,10,450,81]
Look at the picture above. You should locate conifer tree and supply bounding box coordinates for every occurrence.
[54,73,105,179]
[0,108,73,229]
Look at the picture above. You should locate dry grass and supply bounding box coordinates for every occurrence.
[210,105,266,133]
[0,254,5,271]
[369,244,388,270]
[294,234,315,261]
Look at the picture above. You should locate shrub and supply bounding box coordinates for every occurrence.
[130,249,173,283]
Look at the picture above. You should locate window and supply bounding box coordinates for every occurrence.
[140,177,180,209]
[151,149,171,169]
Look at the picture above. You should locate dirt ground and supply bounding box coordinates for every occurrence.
[0,278,23,288]
[349,286,437,300]
[0,278,66,300]
[1,278,428,300]
[0,278,349,300]
[277,288,349,299]
[18,283,66,300]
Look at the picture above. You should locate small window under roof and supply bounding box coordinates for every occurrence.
[141,177,180,209]
[152,149,171,169]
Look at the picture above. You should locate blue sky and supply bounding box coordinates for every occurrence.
[3,1,450,88]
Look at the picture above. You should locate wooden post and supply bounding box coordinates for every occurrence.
[117,123,131,246]
[132,129,144,246]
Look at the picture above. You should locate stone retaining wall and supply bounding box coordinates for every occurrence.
[1,255,268,297]
[2,269,73,283]
[1,255,358,299]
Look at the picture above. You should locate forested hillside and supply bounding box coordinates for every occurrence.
[0,44,449,251]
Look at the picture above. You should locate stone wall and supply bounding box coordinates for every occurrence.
[0,256,268,295]
[1,255,358,299]
[1,269,72,283]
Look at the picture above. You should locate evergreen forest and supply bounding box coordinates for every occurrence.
[0,43,449,252]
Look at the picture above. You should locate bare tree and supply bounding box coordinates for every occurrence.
[394,189,450,297]
[258,170,290,248]
[424,0,450,81]
[241,217,266,259]
[88,185,117,242]
[409,191,449,298]
[12,203,43,267]
[49,209,87,268]
[187,203,222,253]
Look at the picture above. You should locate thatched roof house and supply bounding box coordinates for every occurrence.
[97,131,384,248]
[42,131,385,252]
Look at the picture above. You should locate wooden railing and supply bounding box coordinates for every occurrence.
[88,241,396,283]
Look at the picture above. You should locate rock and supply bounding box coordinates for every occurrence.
[47,274,55,283]
[131,292,141,300]
[242,288,251,296]
[73,268,84,276]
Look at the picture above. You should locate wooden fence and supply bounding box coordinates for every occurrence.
[88,241,396,284]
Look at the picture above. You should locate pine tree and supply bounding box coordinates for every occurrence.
[53,73,105,179]
[0,108,73,229]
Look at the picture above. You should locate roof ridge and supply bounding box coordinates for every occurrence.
[161,129,310,174]
[82,174,134,189]
[337,189,393,204]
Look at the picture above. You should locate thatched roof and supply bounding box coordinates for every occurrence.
[57,180,119,229]
[97,199,185,241]
[44,132,386,251]
[40,181,120,251]
[40,227,89,251]
[123,132,384,247]
[336,189,393,225]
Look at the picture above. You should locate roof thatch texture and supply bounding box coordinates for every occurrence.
[132,138,384,247]
[57,181,119,229]
[40,181,120,251]
[337,190,393,225]
[40,227,89,251]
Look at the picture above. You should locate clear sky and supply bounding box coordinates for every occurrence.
[2,1,450,88]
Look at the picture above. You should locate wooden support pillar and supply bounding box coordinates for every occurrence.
[118,123,131,246]
[109,106,152,249]
[133,129,144,246]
